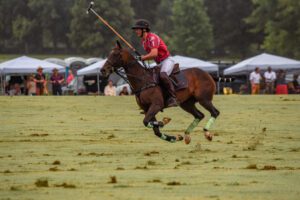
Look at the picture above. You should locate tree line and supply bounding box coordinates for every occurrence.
[0,0,299,59]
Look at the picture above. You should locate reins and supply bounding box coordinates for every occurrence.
[112,55,157,95]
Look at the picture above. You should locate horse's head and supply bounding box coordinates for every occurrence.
[101,41,131,77]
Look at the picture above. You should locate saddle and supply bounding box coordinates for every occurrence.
[152,63,188,91]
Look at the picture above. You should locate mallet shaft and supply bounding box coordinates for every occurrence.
[90,8,136,52]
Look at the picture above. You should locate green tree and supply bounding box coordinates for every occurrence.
[130,0,160,21]
[0,0,31,53]
[27,0,73,52]
[1,0,73,53]
[153,0,173,40]
[171,0,213,58]
[12,16,38,53]
[69,0,134,56]
[204,0,257,58]
[0,0,14,52]
[247,0,300,58]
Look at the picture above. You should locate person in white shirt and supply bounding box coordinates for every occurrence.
[249,67,262,94]
[264,66,276,94]
[104,80,116,96]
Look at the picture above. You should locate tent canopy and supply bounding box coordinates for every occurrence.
[64,57,86,66]
[86,58,103,65]
[44,58,67,67]
[77,59,107,76]
[0,56,65,74]
[172,55,218,72]
[224,53,300,75]
[77,55,218,76]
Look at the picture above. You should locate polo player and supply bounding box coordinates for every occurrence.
[132,19,178,107]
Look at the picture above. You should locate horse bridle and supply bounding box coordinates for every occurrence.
[105,50,157,94]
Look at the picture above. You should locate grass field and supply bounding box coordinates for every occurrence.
[0,95,299,200]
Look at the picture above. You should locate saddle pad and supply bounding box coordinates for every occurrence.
[170,70,188,90]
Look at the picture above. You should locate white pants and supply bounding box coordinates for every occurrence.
[159,57,175,76]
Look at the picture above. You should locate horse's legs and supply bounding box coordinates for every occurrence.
[199,100,220,141]
[143,104,165,128]
[152,117,183,143]
[143,104,182,143]
[180,98,205,144]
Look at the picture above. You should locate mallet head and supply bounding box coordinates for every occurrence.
[86,1,94,14]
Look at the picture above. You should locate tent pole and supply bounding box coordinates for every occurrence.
[0,74,2,95]
[97,69,100,95]
[0,74,3,95]
[2,74,6,95]
[246,74,250,94]
[217,69,220,95]
[75,76,78,95]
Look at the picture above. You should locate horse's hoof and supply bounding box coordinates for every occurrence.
[184,134,191,145]
[204,131,213,141]
[162,117,172,125]
[176,134,184,141]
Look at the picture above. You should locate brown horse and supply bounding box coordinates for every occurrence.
[101,42,220,144]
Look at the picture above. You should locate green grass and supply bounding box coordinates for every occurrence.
[0,95,300,200]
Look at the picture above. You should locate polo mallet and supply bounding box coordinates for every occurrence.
[86,1,141,56]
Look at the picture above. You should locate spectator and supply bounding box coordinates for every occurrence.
[66,69,74,85]
[8,84,21,96]
[119,86,129,96]
[50,68,64,95]
[249,67,262,94]
[264,66,276,94]
[27,74,36,96]
[34,66,46,95]
[292,74,299,89]
[104,80,116,96]
[288,74,300,94]
[83,75,97,94]
[275,69,288,94]
[9,76,23,95]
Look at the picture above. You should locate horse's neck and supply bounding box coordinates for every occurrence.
[124,61,153,90]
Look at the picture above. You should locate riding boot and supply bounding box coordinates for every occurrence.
[160,72,178,107]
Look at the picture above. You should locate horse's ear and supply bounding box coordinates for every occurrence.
[116,40,122,49]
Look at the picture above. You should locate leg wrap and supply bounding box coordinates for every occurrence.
[161,133,177,143]
[147,123,154,128]
[204,117,216,131]
[147,121,162,128]
[185,118,201,134]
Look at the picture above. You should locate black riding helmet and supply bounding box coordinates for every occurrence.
[131,19,150,32]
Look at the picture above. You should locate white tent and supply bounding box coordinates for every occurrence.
[0,56,65,74]
[172,55,218,72]
[64,57,86,67]
[86,57,103,65]
[44,58,67,67]
[77,59,107,76]
[78,56,218,76]
[224,53,300,75]
[149,55,218,72]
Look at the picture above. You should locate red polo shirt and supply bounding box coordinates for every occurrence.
[142,32,170,64]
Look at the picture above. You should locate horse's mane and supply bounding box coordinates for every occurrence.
[118,47,154,73]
